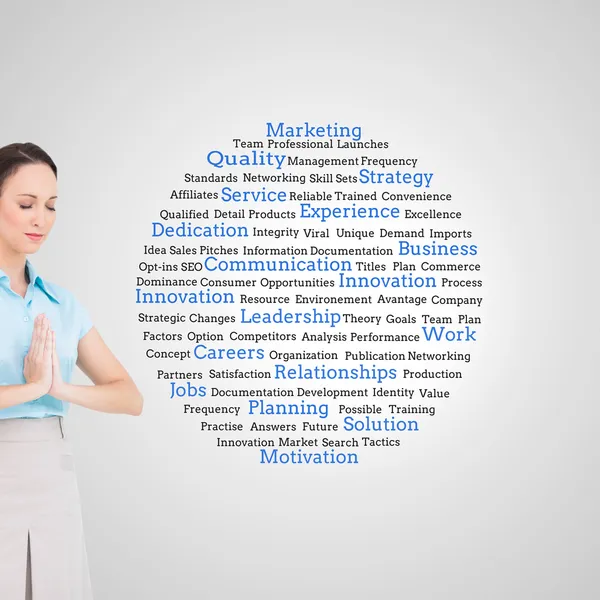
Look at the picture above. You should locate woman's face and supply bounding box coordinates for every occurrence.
[0,163,57,256]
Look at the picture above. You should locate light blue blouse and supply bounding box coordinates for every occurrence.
[0,259,93,419]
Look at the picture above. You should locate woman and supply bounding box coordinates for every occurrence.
[0,142,143,599]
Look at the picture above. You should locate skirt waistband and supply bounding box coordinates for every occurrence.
[0,416,65,441]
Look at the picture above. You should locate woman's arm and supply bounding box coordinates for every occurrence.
[50,327,143,416]
[0,382,48,409]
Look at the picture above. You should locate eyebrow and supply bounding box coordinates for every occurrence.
[17,193,58,200]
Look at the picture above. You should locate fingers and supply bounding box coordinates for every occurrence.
[27,315,56,363]
[29,314,42,358]
[51,331,59,367]
[30,315,52,359]
[43,324,53,361]
[35,315,47,360]
[37,316,49,362]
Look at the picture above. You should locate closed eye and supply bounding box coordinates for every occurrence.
[19,205,56,211]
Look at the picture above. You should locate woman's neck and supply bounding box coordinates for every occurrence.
[0,248,28,288]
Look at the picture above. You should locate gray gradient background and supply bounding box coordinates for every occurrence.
[2,1,599,598]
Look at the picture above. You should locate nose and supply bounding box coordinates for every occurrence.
[30,206,47,229]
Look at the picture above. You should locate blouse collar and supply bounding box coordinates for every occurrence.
[0,258,60,303]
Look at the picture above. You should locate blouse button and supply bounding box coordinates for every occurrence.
[23,316,29,322]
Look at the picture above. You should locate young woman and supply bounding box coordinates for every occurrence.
[0,142,143,599]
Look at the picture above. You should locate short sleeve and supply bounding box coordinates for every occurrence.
[76,297,94,340]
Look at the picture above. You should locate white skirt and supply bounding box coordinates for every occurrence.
[0,416,93,599]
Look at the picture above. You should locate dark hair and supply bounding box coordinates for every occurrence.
[0,143,57,198]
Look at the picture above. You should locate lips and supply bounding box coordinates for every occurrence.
[25,233,44,241]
